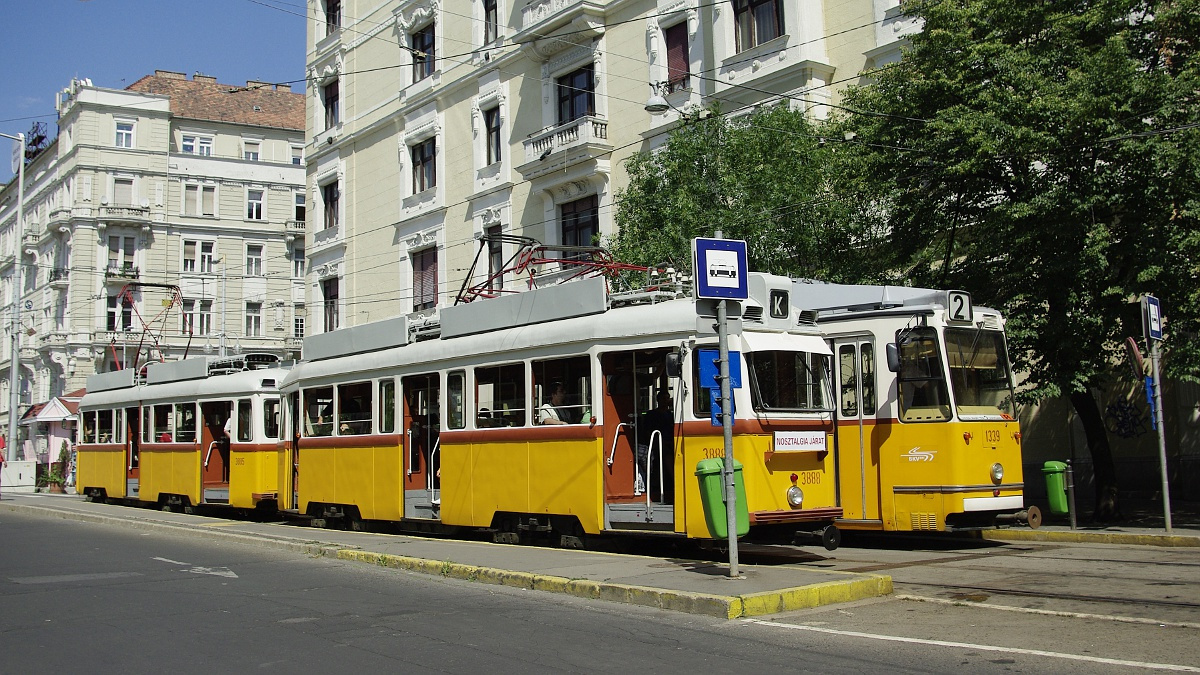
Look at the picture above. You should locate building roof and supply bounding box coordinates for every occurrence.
[125,70,304,131]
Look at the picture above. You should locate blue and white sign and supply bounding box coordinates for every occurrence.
[694,238,748,300]
[1145,295,1163,342]
[697,348,741,390]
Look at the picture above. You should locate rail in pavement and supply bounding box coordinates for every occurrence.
[0,492,891,619]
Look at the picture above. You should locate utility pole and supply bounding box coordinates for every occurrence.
[3,132,26,462]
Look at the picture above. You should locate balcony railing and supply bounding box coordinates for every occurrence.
[48,268,69,287]
[99,205,151,221]
[523,115,609,164]
[105,264,140,280]
[286,220,306,235]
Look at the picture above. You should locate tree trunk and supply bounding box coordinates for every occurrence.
[1070,390,1122,522]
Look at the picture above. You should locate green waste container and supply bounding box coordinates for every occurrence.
[1042,461,1069,516]
[695,458,749,539]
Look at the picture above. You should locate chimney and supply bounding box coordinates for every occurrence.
[155,70,186,80]
[246,80,272,90]
[274,83,293,93]
[193,73,217,84]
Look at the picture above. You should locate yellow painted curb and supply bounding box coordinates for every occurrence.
[981,529,1200,547]
[337,550,892,618]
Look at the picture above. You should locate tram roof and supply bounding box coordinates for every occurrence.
[80,366,289,410]
[792,280,1001,321]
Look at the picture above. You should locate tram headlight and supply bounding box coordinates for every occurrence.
[787,485,804,508]
[990,462,1004,484]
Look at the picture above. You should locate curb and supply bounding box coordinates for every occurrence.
[338,550,893,619]
[980,529,1200,548]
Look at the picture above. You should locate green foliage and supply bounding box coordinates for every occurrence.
[612,105,895,283]
[833,0,1200,396]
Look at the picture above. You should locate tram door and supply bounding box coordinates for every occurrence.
[833,338,881,523]
[124,407,139,499]
[201,402,233,502]
[601,349,676,514]
[402,374,440,519]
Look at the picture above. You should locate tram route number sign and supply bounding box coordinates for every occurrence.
[946,290,973,323]
[693,237,749,300]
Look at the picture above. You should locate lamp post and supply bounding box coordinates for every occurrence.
[2,132,25,462]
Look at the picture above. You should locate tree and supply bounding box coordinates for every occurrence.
[612,105,894,282]
[832,0,1200,520]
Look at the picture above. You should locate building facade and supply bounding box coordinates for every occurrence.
[302,0,916,333]
[0,71,306,443]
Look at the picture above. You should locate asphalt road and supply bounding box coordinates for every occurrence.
[3,511,1196,673]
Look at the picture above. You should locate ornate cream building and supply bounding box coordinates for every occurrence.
[303,0,917,332]
[0,71,307,446]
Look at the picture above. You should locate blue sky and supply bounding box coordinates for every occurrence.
[0,0,306,183]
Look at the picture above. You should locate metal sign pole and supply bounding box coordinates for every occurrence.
[1150,339,1172,532]
[717,298,739,577]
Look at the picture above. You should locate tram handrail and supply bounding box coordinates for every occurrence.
[203,440,219,468]
[645,430,663,509]
[427,438,440,492]
[606,423,627,467]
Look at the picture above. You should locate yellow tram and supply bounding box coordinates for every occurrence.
[76,354,288,512]
[279,273,844,546]
[797,282,1038,531]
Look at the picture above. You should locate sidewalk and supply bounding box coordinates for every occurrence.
[0,491,891,619]
[982,497,1200,547]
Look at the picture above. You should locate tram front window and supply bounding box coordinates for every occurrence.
[945,328,1017,420]
[896,327,952,422]
[747,351,831,412]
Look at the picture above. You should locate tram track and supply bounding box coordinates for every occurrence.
[897,580,1200,611]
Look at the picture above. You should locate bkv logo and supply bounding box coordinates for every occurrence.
[904,447,936,462]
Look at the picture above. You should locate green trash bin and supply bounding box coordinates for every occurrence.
[694,458,749,539]
[1042,461,1069,516]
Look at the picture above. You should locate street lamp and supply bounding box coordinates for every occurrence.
[1,131,25,462]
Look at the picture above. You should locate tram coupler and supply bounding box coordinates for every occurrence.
[994,505,1042,529]
[792,525,841,551]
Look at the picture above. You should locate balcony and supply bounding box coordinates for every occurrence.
[48,267,69,289]
[286,220,306,242]
[519,115,611,178]
[104,264,140,281]
[99,205,151,225]
[516,0,605,59]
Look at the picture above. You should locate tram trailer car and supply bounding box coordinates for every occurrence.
[279,273,844,548]
[795,281,1038,532]
[76,354,288,513]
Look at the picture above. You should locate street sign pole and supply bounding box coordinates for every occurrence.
[717,297,739,577]
[1144,295,1172,532]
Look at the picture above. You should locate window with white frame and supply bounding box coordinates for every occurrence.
[183,183,216,216]
[485,106,502,165]
[411,138,436,193]
[734,0,782,52]
[483,0,498,44]
[107,235,136,272]
[325,0,341,35]
[486,225,503,292]
[323,80,340,130]
[291,146,304,165]
[294,308,305,338]
[294,191,305,221]
[664,22,690,92]
[412,23,436,82]
[106,294,134,331]
[557,66,595,124]
[322,277,339,332]
[293,247,306,278]
[246,189,265,220]
[114,178,135,205]
[561,195,598,254]
[243,140,261,161]
[182,299,213,336]
[321,181,339,230]
[115,121,134,148]
[245,302,263,337]
[183,239,216,274]
[412,247,438,311]
[182,134,213,156]
[246,244,264,276]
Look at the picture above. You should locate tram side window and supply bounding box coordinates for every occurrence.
[337,382,372,435]
[237,399,253,442]
[304,387,334,436]
[839,345,858,417]
[896,327,952,422]
[81,411,97,443]
[447,371,465,430]
[476,363,525,427]
[747,351,831,412]
[97,409,114,443]
[175,403,198,443]
[264,398,281,439]
[532,356,591,424]
[154,404,174,441]
[142,407,152,443]
[379,380,397,434]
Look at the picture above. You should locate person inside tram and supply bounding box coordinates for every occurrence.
[637,389,675,501]
[538,382,571,425]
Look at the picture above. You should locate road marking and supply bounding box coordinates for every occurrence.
[895,594,1200,630]
[744,618,1200,672]
[10,572,142,584]
[153,556,238,578]
[153,557,190,566]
